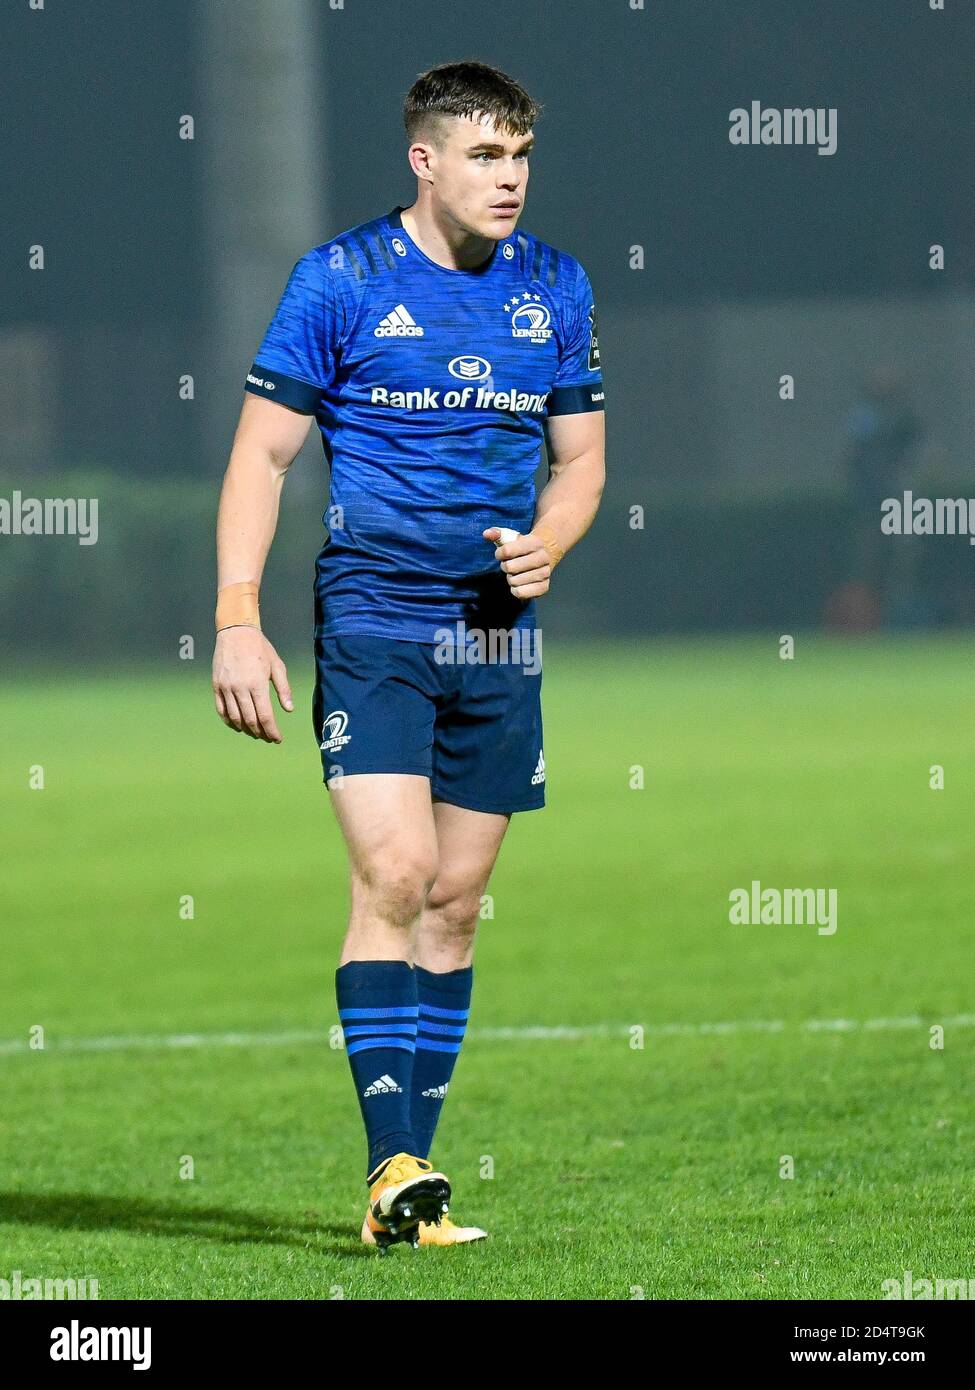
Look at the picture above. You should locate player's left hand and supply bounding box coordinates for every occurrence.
[483,527,553,600]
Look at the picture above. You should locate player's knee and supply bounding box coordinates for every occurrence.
[354,854,438,928]
[424,881,482,939]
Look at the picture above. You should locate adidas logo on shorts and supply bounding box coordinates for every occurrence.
[374,304,424,337]
[421,1084,449,1099]
[363,1073,402,1096]
[531,750,546,785]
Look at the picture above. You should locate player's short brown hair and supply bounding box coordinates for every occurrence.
[404,61,541,145]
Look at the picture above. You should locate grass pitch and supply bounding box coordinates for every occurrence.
[2,637,974,1299]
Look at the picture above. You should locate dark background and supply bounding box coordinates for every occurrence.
[3,0,974,654]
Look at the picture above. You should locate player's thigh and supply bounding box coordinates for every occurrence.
[329,772,439,889]
[426,798,511,911]
[314,634,441,886]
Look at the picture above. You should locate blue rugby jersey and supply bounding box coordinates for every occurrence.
[244,205,605,642]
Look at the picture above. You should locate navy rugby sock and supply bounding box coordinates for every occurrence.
[409,964,473,1160]
[335,960,418,1181]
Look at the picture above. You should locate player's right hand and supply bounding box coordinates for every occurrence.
[212,627,294,743]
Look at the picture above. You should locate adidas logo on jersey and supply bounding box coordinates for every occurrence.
[363,1073,402,1096]
[374,304,424,338]
[531,750,546,785]
[421,1084,449,1099]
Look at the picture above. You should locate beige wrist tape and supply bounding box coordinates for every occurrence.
[215,581,261,633]
[532,521,565,569]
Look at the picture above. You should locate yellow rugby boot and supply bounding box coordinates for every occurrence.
[363,1152,451,1253]
[416,1214,488,1246]
[362,1209,487,1248]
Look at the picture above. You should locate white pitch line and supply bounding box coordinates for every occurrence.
[0,1013,971,1059]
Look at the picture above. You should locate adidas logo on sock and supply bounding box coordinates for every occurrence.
[363,1073,402,1096]
[374,304,424,337]
[531,750,546,785]
[421,1083,449,1099]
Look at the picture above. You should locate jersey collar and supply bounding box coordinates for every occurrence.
[385,205,505,276]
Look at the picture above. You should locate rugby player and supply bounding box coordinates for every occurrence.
[211,60,605,1250]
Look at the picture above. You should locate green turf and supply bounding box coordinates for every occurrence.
[2,636,974,1298]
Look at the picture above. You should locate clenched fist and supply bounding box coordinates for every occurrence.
[483,526,555,600]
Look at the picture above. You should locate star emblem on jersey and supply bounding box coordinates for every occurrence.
[319,709,351,752]
[363,1074,402,1096]
[504,293,553,343]
[531,750,546,785]
[374,304,424,337]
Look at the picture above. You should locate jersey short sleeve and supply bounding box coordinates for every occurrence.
[547,259,605,417]
[244,250,342,414]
